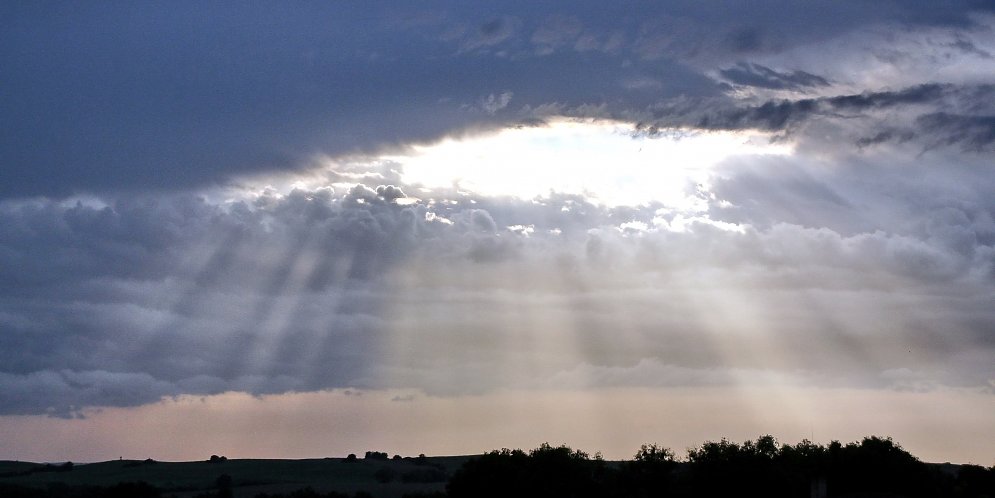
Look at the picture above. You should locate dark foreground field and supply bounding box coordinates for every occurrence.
[0,454,465,498]
[1,437,993,498]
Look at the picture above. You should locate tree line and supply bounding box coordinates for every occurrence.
[447,436,994,498]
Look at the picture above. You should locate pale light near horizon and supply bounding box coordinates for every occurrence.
[2,387,991,465]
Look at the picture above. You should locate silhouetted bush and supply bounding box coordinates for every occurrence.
[364,451,389,461]
[344,453,357,462]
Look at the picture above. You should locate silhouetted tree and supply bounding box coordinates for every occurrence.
[616,444,678,498]
[951,464,995,497]
[683,435,795,498]
[448,444,607,498]
[775,439,829,496]
[826,436,936,497]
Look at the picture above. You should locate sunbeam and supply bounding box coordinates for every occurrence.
[4,2,995,470]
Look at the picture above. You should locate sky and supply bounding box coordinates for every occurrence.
[1,1,994,464]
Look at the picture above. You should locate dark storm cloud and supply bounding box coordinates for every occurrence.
[824,84,950,110]
[2,1,991,198]
[854,112,995,152]
[915,113,995,152]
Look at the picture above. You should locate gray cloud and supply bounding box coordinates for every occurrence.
[0,179,629,414]
[2,147,994,414]
[915,112,995,152]
[630,83,995,156]
[460,16,521,52]
[688,84,952,131]
[0,185,436,414]
[0,370,177,418]
[948,37,993,58]
[719,62,830,90]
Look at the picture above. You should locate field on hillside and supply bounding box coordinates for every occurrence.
[3,438,993,498]
[0,455,471,498]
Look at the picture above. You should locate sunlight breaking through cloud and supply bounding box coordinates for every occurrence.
[2,2,995,465]
[386,120,792,208]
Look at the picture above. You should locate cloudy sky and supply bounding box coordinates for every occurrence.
[2,2,994,464]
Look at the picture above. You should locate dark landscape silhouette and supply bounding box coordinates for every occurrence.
[1,436,992,498]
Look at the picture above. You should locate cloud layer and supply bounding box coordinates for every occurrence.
[1,2,994,419]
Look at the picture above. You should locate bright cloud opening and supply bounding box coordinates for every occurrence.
[387,119,792,208]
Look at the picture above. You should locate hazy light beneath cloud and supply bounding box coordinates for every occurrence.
[3,388,992,465]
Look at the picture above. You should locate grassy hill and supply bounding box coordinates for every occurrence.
[0,455,470,498]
